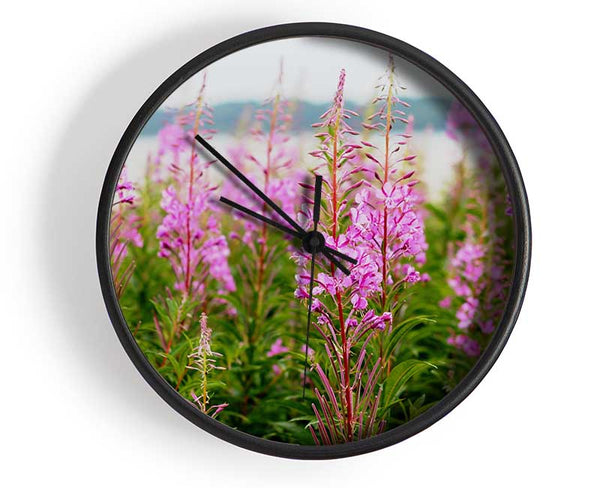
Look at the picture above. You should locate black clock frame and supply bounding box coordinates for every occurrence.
[96,22,531,460]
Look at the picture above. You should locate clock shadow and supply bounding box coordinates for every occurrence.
[37,19,404,474]
[36,16,301,463]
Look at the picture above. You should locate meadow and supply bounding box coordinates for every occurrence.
[111,58,513,445]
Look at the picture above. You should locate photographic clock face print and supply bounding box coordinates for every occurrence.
[99,26,529,458]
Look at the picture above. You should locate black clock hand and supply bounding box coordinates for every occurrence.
[220,197,304,239]
[197,134,356,270]
[219,197,355,269]
[197,135,356,275]
[312,174,322,227]
[302,174,322,399]
[195,134,304,234]
[302,248,317,399]
[322,249,351,276]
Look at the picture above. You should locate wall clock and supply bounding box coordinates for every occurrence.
[97,22,531,459]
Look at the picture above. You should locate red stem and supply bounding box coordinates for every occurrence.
[330,111,353,441]
[256,94,280,316]
[380,71,394,310]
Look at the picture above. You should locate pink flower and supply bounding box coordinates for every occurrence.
[445,101,491,153]
[443,100,512,356]
[348,310,392,331]
[448,334,481,357]
[456,297,479,329]
[268,338,290,375]
[113,168,143,251]
[348,182,427,285]
[452,242,485,284]
[298,69,392,444]
[111,166,143,298]
[301,343,315,359]
[267,338,289,357]
[156,83,234,300]
[222,68,301,253]
[201,235,235,292]
[480,319,495,334]
[350,54,428,292]
[157,169,234,296]
[158,123,186,164]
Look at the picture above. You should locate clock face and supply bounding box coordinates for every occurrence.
[98,24,529,458]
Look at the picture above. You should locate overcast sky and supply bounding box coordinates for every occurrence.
[162,37,453,108]
[128,37,460,199]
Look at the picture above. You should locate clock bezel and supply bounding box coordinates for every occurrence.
[96,22,531,460]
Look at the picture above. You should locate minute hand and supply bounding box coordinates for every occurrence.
[196,134,357,267]
[219,197,357,266]
[195,134,304,234]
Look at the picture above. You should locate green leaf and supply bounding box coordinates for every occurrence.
[424,202,449,223]
[383,316,436,360]
[382,360,435,409]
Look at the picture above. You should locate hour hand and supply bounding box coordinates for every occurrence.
[195,134,304,234]
[219,197,303,239]
[196,134,357,271]
[219,198,356,273]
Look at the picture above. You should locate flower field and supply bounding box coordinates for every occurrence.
[110,56,514,445]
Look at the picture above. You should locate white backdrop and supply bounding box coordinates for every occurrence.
[2,1,598,486]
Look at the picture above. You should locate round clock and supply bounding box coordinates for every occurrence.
[97,23,530,459]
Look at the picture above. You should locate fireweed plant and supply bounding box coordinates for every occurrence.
[110,167,143,299]
[441,102,513,358]
[111,64,513,445]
